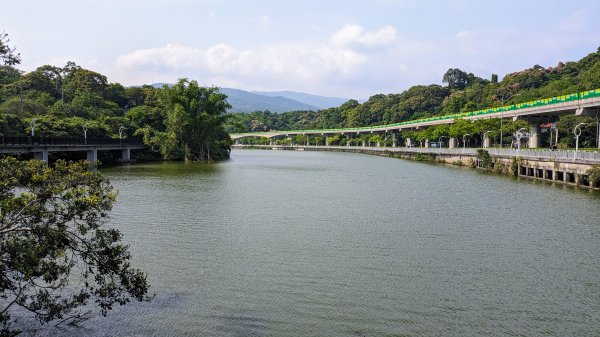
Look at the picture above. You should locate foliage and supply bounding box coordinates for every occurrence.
[0,33,20,66]
[144,79,232,161]
[0,158,150,336]
[586,164,600,183]
[477,149,492,168]
[226,47,600,152]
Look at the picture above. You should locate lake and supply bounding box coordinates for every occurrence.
[55,149,600,336]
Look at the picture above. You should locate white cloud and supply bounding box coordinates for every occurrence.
[330,24,397,48]
[113,19,600,98]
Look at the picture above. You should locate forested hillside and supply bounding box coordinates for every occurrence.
[0,34,231,161]
[227,47,600,134]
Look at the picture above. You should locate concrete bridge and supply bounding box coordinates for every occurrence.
[231,88,600,149]
[0,136,145,163]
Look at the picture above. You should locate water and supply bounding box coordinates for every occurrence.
[43,150,600,336]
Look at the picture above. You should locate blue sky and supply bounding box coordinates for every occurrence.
[2,0,599,98]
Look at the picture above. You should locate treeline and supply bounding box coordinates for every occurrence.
[0,35,231,161]
[227,47,600,148]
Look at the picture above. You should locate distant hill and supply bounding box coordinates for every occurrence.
[220,88,318,113]
[148,84,353,113]
[251,90,350,109]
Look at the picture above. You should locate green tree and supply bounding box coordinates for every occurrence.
[0,158,150,336]
[0,33,21,66]
[148,79,231,161]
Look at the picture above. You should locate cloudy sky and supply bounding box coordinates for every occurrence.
[2,0,599,98]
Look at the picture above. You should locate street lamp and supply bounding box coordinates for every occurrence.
[29,118,37,137]
[499,93,521,148]
[83,124,88,144]
[574,123,587,157]
[438,136,447,154]
[462,134,470,153]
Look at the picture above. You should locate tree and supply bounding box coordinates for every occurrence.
[443,68,471,90]
[0,158,150,336]
[150,79,232,161]
[0,33,21,66]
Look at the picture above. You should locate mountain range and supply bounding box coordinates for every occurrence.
[151,83,351,113]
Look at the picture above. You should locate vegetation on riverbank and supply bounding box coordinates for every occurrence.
[227,47,600,148]
[0,34,230,162]
[0,158,151,336]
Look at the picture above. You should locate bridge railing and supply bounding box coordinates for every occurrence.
[0,136,144,146]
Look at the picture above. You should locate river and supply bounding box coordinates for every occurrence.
[61,150,600,336]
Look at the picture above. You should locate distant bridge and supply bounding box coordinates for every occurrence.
[231,88,600,149]
[0,137,145,163]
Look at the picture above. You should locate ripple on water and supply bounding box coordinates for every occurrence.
[52,151,600,337]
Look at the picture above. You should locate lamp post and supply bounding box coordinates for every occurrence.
[499,93,521,148]
[29,118,37,137]
[574,123,587,158]
[439,136,447,154]
[119,126,125,140]
[462,134,470,153]
[83,124,88,144]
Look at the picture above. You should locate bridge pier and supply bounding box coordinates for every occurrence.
[33,149,48,163]
[87,149,98,163]
[121,148,131,162]
[449,138,457,148]
[483,136,491,148]
[529,124,541,148]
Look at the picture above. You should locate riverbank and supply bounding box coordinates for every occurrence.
[232,145,600,190]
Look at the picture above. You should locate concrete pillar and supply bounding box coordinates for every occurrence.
[376,140,381,147]
[235,139,239,145]
[424,139,430,148]
[542,169,547,180]
[306,135,310,146]
[346,135,350,147]
[362,140,366,147]
[121,148,131,162]
[325,137,330,146]
[405,138,413,147]
[87,149,98,163]
[33,150,49,163]
[483,136,491,148]
[529,125,541,148]
[563,171,568,183]
[552,170,557,181]
[449,138,457,149]
[392,133,397,148]
[575,173,581,186]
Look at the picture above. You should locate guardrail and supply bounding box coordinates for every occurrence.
[0,136,144,146]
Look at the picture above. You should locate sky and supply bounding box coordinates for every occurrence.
[2,0,600,99]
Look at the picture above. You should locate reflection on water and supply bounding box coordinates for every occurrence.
[32,150,600,336]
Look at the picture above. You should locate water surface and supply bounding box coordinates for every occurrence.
[51,150,600,336]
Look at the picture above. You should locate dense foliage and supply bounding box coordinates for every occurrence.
[0,158,150,336]
[0,34,230,161]
[227,47,600,148]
